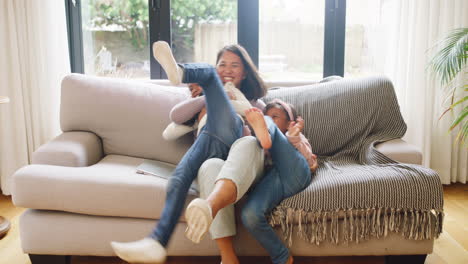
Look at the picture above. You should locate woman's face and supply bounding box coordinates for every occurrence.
[265,106,290,134]
[216,51,247,88]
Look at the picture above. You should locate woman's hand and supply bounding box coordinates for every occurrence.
[188,83,203,98]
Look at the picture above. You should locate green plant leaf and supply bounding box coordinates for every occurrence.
[456,117,468,145]
[450,105,468,130]
[451,96,468,109]
[429,28,468,85]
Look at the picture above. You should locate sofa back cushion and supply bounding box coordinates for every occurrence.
[60,74,193,164]
[263,76,404,156]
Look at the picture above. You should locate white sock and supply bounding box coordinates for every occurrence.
[111,237,166,264]
[152,41,184,85]
[185,198,213,243]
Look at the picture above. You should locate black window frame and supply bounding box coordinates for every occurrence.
[324,0,346,77]
[65,0,346,78]
[65,0,84,73]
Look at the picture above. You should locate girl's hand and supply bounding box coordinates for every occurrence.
[188,83,203,98]
[287,116,304,136]
[310,154,318,173]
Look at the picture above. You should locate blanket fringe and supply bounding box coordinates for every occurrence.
[269,207,444,246]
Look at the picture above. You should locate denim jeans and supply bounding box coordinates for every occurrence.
[241,116,312,264]
[150,63,243,246]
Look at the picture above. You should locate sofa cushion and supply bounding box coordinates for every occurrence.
[375,138,422,164]
[60,74,193,165]
[12,154,198,219]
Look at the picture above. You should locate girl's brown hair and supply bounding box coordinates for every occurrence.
[264,102,298,121]
[216,44,267,101]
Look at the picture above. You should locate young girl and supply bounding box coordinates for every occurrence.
[263,99,318,172]
[110,41,268,264]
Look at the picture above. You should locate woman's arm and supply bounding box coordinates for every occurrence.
[170,96,206,124]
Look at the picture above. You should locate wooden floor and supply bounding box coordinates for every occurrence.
[1,184,466,264]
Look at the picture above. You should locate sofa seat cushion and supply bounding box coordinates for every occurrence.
[12,154,198,219]
[375,138,422,164]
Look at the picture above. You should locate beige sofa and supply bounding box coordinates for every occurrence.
[12,74,432,264]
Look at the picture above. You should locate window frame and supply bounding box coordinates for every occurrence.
[65,0,347,78]
[65,0,84,73]
[324,0,346,77]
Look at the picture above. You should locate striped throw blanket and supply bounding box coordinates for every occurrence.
[262,76,444,246]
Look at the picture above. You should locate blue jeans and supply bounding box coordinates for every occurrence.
[150,63,243,246]
[241,117,312,264]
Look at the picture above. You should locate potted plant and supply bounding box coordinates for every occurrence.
[430,28,468,146]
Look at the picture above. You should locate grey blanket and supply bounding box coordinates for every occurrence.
[263,76,444,246]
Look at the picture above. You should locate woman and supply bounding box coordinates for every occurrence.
[110,41,267,264]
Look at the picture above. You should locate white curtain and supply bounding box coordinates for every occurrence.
[0,0,70,194]
[382,0,468,184]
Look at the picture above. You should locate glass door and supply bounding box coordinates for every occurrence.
[80,0,150,79]
[170,0,238,65]
[259,0,325,81]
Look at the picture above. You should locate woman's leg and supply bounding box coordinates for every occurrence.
[241,168,291,264]
[186,136,264,243]
[216,236,240,264]
[197,158,237,239]
[197,158,240,264]
[210,136,264,206]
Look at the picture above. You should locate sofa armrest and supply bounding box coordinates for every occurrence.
[375,139,422,165]
[32,131,103,167]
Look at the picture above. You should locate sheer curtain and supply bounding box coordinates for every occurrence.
[383,0,468,184]
[0,0,70,194]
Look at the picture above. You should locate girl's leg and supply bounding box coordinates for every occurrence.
[152,41,183,84]
[181,63,243,146]
[241,168,291,264]
[265,115,311,198]
[245,109,312,198]
[153,41,243,146]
